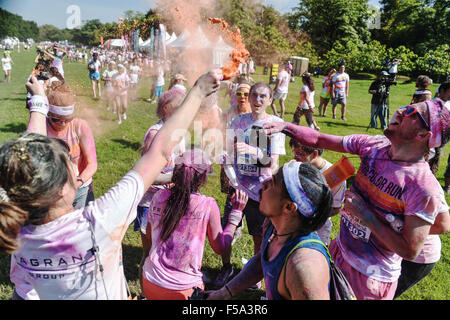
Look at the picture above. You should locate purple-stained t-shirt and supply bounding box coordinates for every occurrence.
[227,113,286,202]
[337,134,441,282]
[141,189,217,290]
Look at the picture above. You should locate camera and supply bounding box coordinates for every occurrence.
[36,71,50,81]
[381,78,397,86]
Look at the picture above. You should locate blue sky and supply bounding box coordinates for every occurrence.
[0,0,381,29]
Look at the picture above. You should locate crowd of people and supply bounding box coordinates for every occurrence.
[0,41,449,302]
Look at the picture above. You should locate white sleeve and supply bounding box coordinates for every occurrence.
[85,170,144,234]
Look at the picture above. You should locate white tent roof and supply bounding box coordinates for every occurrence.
[167,26,211,49]
[214,36,233,52]
[109,39,124,47]
[166,32,177,45]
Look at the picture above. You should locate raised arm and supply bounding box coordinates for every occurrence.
[264,122,346,154]
[25,76,48,136]
[132,70,222,191]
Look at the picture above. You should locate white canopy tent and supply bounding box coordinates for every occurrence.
[109,39,125,48]
[212,36,234,67]
[167,26,212,49]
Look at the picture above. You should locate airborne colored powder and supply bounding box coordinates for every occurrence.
[208,17,250,80]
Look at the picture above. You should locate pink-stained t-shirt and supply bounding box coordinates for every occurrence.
[10,171,144,300]
[142,189,217,290]
[409,187,448,264]
[47,118,96,187]
[338,134,441,282]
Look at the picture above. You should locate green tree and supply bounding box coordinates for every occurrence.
[375,0,450,55]
[288,0,371,55]
[70,19,103,45]
[0,8,39,41]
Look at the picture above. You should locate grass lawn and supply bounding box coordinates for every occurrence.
[0,46,448,300]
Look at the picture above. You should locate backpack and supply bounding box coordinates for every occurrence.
[283,238,357,300]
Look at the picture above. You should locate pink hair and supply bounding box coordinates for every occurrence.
[156,88,186,120]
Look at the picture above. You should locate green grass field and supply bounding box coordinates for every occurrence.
[0,47,448,300]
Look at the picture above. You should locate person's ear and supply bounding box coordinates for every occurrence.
[416,130,432,143]
[283,200,298,216]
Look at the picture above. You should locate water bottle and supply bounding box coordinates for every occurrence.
[218,152,239,188]
[385,214,404,233]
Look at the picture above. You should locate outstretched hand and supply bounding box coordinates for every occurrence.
[263,122,287,135]
[26,75,46,97]
[231,189,248,211]
[194,69,222,97]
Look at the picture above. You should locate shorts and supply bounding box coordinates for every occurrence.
[90,72,100,80]
[273,90,288,101]
[221,190,265,237]
[329,240,398,300]
[320,91,331,99]
[155,86,163,98]
[332,90,346,105]
[134,206,149,232]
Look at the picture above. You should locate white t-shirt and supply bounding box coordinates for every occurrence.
[331,72,349,94]
[88,59,101,73]
[276,70,290,94]
[102,69,118,88]
[155,66,165,87]
[10,171,144,300]
[129,65,140,84]
[2,57,12,70]
[300,85,315,109]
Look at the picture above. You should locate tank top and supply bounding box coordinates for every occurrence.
[261,223,330,300]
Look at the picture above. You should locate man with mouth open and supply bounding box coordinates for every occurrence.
[264,98,450,299]
[213,82,286,290]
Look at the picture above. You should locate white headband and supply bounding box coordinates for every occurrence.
[282,160,317,218]
[49,104,75,116]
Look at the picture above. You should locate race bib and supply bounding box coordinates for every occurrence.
[341,211,371,242]
[237,164,260,177]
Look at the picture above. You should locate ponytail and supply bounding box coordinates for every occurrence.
[0,200,29,254]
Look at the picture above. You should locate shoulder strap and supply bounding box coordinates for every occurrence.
[282,238,332,298]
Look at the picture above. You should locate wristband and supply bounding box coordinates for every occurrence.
[228,209,243,226]
[77,177,85,185]
[29,95,49,116]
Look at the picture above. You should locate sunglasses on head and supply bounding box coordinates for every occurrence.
[236,91,249,97]
[401,105,430,131]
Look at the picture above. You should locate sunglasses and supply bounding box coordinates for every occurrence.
[236,91,249,97]
[402,105,430,131]
[49,117,72,123]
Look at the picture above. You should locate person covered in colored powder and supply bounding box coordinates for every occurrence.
[263,98,450,299]
[5,69,222,300]
[139,149,249,300]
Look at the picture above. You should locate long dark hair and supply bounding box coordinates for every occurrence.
[159,150,210,243]
[302,73,315,92]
